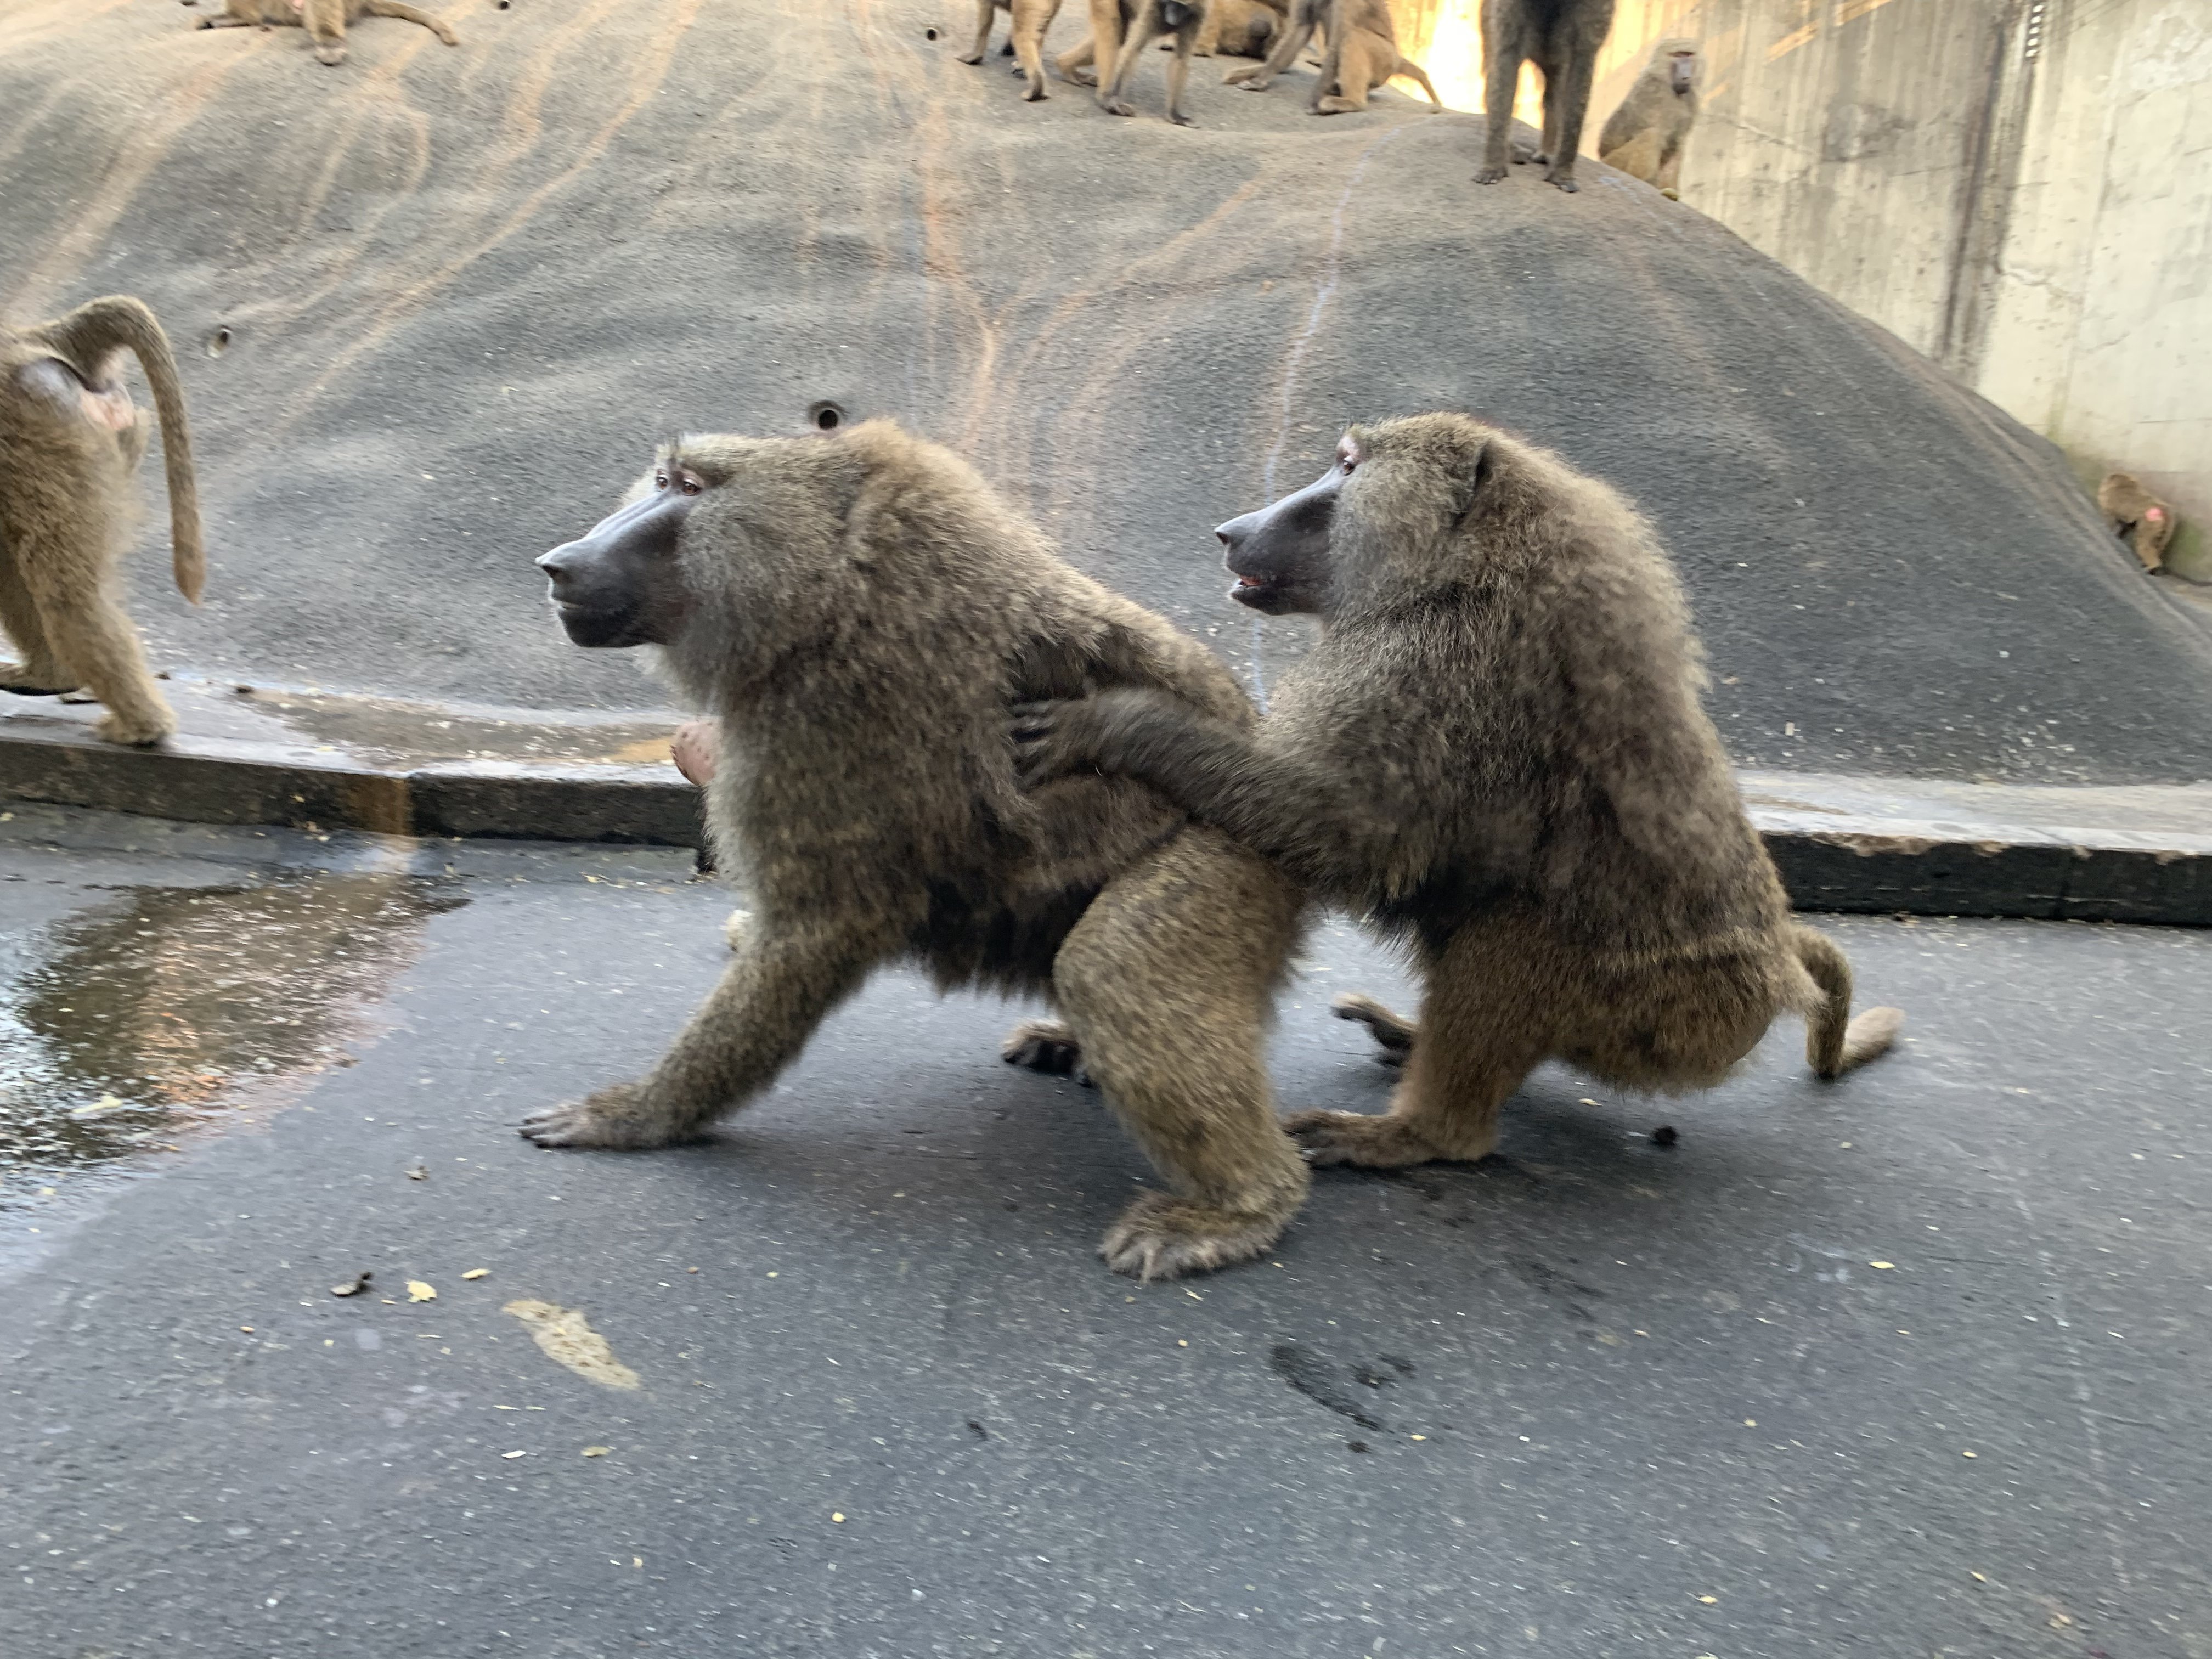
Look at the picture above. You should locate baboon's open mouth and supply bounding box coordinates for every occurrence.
[1229,571,1285,607]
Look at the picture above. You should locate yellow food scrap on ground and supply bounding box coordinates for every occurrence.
[583,1446,611,1458]
[1869,1261,1895,1269]
[407,1280,437,1302]
[831,1513,846,1523]
[462,1268,490,1280]
[1698,1595,1718,1604]
[503,1299,641,1390]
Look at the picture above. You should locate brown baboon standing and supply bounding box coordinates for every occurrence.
[1476,0,1616,191]
[0,295,203,747]
[193,0,459,66]
[1598,37,1699,197]
[524,421,1308,1282]
[1015,414,1901,1175]
[2097,471,2177,573]
[958,0,1064,101]
[1094,0,1212,124]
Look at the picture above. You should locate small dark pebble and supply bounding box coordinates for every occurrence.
[1651,1125,1679,1147]
[1347,1441,1370,1453]
[966,1420,989,1441]
[1003,1200,1020,1211]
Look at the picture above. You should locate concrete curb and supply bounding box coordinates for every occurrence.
[1,721,2205,926]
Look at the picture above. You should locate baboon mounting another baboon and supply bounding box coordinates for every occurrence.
[0,295,203,747]
[1598,37,1699,198]
[1477,0,1617,191]
[524,420,1308,1282]
[1015,414,1901,1174]
[190,0,460,67]
[2098,472,2177,574]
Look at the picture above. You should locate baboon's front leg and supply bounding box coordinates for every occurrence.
[1224,7,1310,89]
[957,0,997,64]
[1542,55,1596,190]
[1475,43,1521,181]
[1059,0,1122,93]
[1161,20,1200,123]
[21,566,175,745]
[1101,3,1159,115]
[521,926,883,1149]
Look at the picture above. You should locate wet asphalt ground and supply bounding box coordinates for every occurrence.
[2,802,2208,1659]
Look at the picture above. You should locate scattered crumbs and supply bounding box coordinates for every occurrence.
[1177,1339,1189,1347]
[582,1446,611,1458]
[1698,1595,1719,1604]
[831,1513,846,1524]
[1409,1434,1427,1442]
[1962,1450,1977,1458]
[462,1269,490,1280]
[501,1450,527,1460]
[239,1327,255,1334]
[1744,1419,1756,1427]
[407,1280,437,1301]
[1869,1261,1895,1270]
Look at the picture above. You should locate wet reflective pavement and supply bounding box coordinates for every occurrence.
[1,802,2207,1658]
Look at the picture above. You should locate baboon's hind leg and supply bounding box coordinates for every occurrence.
[1001,1017,1083,1076]
[1057,830,1308,1280]
[957,0,998,64]
[1290,936,1546,1168]
[0,552,76,693]
[22,577,176,746]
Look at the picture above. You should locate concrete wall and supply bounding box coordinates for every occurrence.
[1390,0,2212,581]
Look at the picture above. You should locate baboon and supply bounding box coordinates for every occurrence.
[191,0,459,66]
[0,296,202,747]
[1598,37,1699,198]
[2098,472,2177,574]
[1476,0,1616,191]
[1226,0,1415,115]
[958,0,1063,101]
[1014,414,1901,1175]
[1056,1,1204,123]
[1190,0,1285,58]
[523,421,1308,1282]
[1309,12,1442,112]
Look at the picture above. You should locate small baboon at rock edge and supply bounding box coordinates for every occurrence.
[1598,37,1699,198]
[2097,471,2177,574]
[191,0,459,66]
[1014,413,1901,1175]
[0,295,202,747]
[1308,10,1442,113]
[958,0,1064,101]
[1477,0,1616,191]
[524,420,1307,1282]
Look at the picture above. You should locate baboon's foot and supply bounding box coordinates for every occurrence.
[956,49,985,64]
[1313,97,1360,115]
[1100,95,1138,116]
[1472,163,1509,184]
[1284,1109,1492,1169]
[1059,61,1098,86]
[93,708,176,747]
[1659,187,1680,200]
[1022,78,1048,100]
[1545,168,1581,193]
[1001,40,1016,55]
[520,1083,697,1150]
[0,662,77,696]
[1099,1190,1289,1281]
[1167,109,1198,127]
[1000,1018,1082,1075]
[314,44,347,65]
[1511,142,1545,164]
[1227,69,1271,88]
[1330,992,1415,1066]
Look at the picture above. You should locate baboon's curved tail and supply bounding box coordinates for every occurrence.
[44,296,203,603]
[1793,926,1903,1079]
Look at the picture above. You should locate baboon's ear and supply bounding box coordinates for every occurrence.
[1449,438,1497,532]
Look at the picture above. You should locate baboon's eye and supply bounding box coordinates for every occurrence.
[653,471,670,491]
[678,474,703,496]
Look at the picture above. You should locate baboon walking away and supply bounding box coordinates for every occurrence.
[524,421,1308,1282]
[190,0,460,66]
[2098,472,2177,574]
[1476,0,1616,191]
[958,0,1064,101]
[1598,37,1699,198]
[0,295,202,747]
[1014,414,1901,1176]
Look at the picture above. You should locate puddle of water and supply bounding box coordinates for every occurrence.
[0,872,462,1204]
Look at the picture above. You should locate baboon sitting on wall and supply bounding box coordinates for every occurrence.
[524,421,1307,1282]
[1598,37,1699,198]
[958,0,1064,101]
[191,0,459,66]
[1477,0,1616,191]
[2097,472,2177,574]
[0,296,202,747]
[1014,414,1901,1173]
